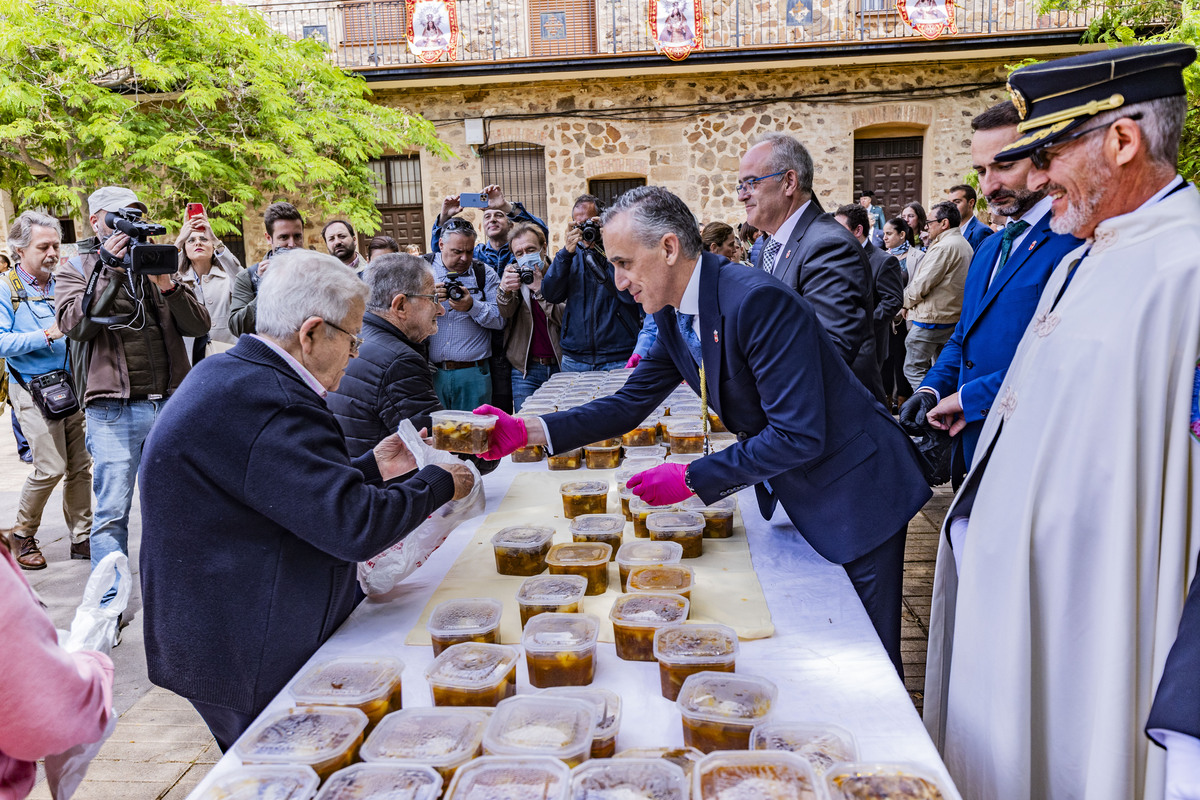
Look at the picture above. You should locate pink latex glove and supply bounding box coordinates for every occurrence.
[625,353,641,369]
[627,463,694,505]
[474,405,527,460]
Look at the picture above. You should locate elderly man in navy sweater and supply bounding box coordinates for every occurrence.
[138,251,474,751]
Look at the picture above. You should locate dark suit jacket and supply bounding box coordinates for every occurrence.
[544,253,931,565]
[920,213,1081,467]
[1147,550,1200,742]
[863,241,903,370]
[962,216,995,251]
[768,203,880,401]
[139,336,456,715]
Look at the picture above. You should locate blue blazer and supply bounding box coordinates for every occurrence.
[544,252,931,565]
[962,216,995,251]
[1147,550,1200,741]
[921,213,1082,467]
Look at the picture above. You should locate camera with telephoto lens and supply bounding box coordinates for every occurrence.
[576,219,602,245]
[100,207,178,275]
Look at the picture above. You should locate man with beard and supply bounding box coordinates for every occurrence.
[923,44,1200,800]
[898,101,1081,485]
[323,220,365,276]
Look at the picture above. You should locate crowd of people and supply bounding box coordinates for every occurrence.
[0,42,1198,800]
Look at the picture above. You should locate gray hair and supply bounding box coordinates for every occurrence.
[365,253,434,311]
[1087,95,1187,169]
[754,132,814,194]
[8,211,62,254]
[602,186,703,259]
[256,250,368,340]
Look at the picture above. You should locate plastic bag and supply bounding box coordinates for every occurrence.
[43,712,116,800]
[357,420,485,596]
[63,551,131,654]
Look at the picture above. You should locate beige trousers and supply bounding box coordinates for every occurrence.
[11,381,92,542]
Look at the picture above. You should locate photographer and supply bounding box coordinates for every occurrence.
[541,195,642,371]
[497,223,563,410]
[57,186,210,601]
[228,202,305,337]
[426,219,503,411]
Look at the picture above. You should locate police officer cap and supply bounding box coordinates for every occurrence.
[995,43,1196,163]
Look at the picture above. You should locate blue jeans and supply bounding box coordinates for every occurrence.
[560,355,628,373]
[86,398,164,603]
[433,364,492,411]
[512,362,560,412]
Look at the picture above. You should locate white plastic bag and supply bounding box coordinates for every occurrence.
[43,712,117,800]
[63,551,131,654]
[357,420,485,595]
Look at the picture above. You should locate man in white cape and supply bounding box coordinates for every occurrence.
[923,43,1200,800]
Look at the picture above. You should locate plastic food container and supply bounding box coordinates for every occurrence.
[630,498,677,539]
[681,497,736,539]
[559,481,610,519]
[569,514,624,558]
[666,454,703,465]
[481,696,596,767]
[427,598,504,656]
[360,707,489,785]
[521,613,600,688]
[653,624,738,701]
[492,526,555,576]
[751,722,858,774]
[548,449,583,470]
[694,751,822,800]
[570,757,688,800]
[615,541,684,591]
[511,445,545,463]
[539,687,621,759]
[425,643,519,708]
[663,418,706,454]
[646,511,705,558]
[315,763,443,800]
[627,565,694,602]
[584,445,621,470]
[235,706,369,782]
[676,672,777,753]
[290,657,404,730]
[196,765,320,800]
[431,411,496,455]
[622,452,667,471]
[444,756,571,800]
[709,433,737,452]
[824,762,951,799]
[609,593,689,662]
[516,575,588,627]
[619,491,634,521]
[545,543,612,595]
[621,423,659,448]
[588,438,622,448]
[615,748,706,782]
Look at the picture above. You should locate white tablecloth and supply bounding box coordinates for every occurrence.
[187,460,960,798]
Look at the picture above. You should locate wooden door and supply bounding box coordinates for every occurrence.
[853,136,923,221]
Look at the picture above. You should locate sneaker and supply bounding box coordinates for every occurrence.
[69,539,91,560]
[14,534,46,570]
[114,613,124,648]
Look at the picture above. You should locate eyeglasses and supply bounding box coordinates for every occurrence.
[1029,112,1142,170]
[322,319,363,353]
[736,170,789,195]
[406,293,440,303]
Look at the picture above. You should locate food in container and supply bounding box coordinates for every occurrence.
[196,765,319,800]
[627,565,694,602]
[425,643,519,708]
[615,748,706,782]
[680,497,736,539]
[235,706,369,782]
[516,575,588,627]
[588,438,622,448]
[584,446,621,470]
[646,512,705,558]
[481,696,596,767]
[548,448,583,470]
[539,687,621,759]
[521,613,600,688]
[427,598,503,656]
[360,707,489,785]
[431,411,496,455]
[569,757,688,800]
[653,624,737,701]
[663,418,706,454]
[708,433,737,452]
[546,543,612,595]
[621,423,659,448]
[315,763,442,800]
[491,526,555,576]
[569,514,625,557]
[630,498,677,538]
[620,491,634,521]
[560,481,609,518]
[824,762,949,799]
[615,541,683,591]
[445,756,571,800]
[694,751,821,800]
[290,657,404,730]
[675,672,776,753]
[511,445,546,463]
[750,722,858,774]
[609,593,689,662]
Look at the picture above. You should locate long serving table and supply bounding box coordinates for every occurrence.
[186,458,960,798]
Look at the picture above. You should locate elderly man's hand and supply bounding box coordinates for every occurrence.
[444,462,475,500]
[374,433,418,480]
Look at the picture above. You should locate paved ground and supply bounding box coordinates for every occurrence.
[5,417,949,799]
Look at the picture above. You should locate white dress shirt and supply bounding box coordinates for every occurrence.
[763,200,812,266]
[987,194,1053,287]
[251,334,327,398]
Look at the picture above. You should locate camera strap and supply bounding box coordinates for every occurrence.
[81,255,137,326]
[580,249,638,338]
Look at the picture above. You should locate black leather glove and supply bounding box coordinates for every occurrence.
[898,390,939,435]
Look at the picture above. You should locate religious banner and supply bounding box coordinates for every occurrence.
[648,0,704,61]
[896,0,957,39]
[406,0,458,63]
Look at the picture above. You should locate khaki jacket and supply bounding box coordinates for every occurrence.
[903,226,973,325]
[497,278,563,375]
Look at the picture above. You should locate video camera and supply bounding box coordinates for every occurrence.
[576,219,602,246]
[101,207,178,275]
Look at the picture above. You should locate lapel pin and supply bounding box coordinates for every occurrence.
[784,249,792,259]
[713,331,719,344]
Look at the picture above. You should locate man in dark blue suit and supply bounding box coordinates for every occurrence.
[948,183,995,251]
[477,187,931,674]
[1146,551,1200,792]
[900,102,1082,483]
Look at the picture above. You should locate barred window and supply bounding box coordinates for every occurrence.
[480,143,548,222]
[587,177,646,211]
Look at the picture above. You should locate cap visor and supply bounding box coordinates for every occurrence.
[995,117,1087,163]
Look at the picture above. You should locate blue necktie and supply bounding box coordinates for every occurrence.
[677,312,703,367]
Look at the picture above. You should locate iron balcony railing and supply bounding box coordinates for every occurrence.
[236,0,1104,71]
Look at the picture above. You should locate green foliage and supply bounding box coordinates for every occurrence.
[0,0,452,236]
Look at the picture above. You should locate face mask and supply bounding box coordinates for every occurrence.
[516,252,542,271]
